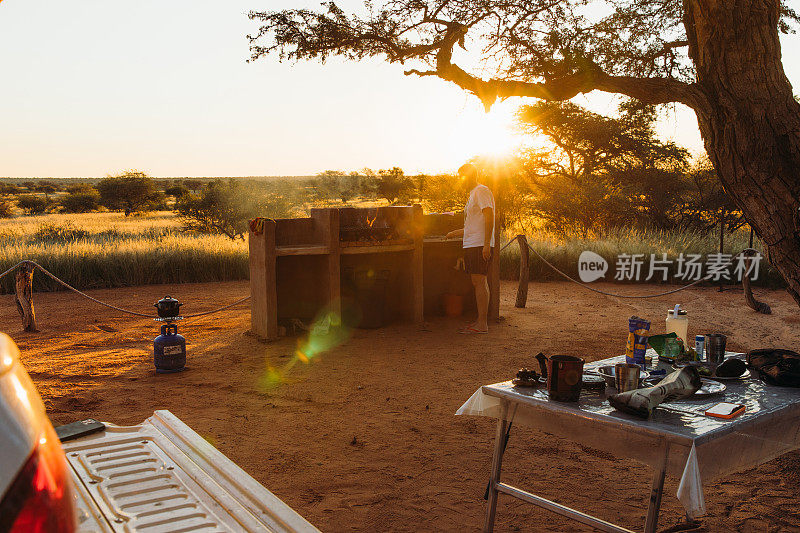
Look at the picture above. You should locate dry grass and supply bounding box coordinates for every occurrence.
[0,210,782,292]
[0,211,247,293]
[498,226,781,287]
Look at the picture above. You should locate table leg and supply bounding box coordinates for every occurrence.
[644,441,670,533]
[484,401,509,533]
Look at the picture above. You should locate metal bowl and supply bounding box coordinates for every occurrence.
[595,365,649,389]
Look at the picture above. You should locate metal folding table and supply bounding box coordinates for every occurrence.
[457,354,800,532]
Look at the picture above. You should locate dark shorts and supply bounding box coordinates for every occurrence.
[464,246,493,275]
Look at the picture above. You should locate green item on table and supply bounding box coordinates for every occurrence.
[648,333,679,357]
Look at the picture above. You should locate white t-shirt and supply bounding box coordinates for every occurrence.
[463,184,495,248]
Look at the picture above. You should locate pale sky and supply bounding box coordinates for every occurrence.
[1,0,799,178]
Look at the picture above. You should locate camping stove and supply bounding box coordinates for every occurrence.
[153,296,186,373]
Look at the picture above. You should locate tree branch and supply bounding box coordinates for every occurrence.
[404,25,709,113]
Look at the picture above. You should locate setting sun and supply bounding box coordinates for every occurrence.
[444,100,523,163]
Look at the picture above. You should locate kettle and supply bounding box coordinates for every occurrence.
[154,295,182,318]
[535,353,585,402]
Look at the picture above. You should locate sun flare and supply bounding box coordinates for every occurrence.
[445,101,523,163]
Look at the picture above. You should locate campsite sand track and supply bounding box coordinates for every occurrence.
[4,280,799,532]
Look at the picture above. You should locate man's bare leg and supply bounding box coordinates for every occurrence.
[471,273,490,332]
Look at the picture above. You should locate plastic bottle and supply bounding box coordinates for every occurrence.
[666,304,689,346]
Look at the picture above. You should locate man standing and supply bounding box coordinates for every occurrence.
[446,163,495,333]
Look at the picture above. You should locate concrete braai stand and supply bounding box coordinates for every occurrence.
[248,206,499,341]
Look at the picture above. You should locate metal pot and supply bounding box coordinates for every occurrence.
[154,295,182,318]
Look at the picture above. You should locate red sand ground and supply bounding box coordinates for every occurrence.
[4,281,800,532]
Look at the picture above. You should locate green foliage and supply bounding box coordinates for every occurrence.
[0,182,21,194]
[314,170,362,203]
[32,181,59,194]
[16,194,53,215]
[183,179,203,192]
[679,159,741,232]
[377,167,412,204]
[250,2,797,105]
[165,184,189,198]
[0,199,13,219]
[66,183,95,194]
[419,174,465,213]
[515,100,690,237]
[175,179,298,240]
[97,170,159,216]
[60,189,101,213]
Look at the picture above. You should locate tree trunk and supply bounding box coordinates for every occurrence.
[742,248,772,314]
[685,0,800,305]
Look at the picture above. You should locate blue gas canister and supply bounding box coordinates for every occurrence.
[153,323,186,373]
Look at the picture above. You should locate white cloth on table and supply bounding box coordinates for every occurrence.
[677,443,705,518]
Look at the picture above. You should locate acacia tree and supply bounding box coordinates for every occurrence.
[97,171,159,216]
[517,100,689,235]
[250,1,800,304]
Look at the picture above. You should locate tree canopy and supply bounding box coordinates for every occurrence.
[251,1,800,305]
[97,171,159,216]
[249,1,798,112]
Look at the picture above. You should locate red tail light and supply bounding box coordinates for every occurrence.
[0,424,76,533]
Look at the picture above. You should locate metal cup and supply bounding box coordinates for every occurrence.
[705,334,727,365]
[614,363,641,393]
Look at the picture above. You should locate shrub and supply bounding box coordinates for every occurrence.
[175,179,298,240]
[176,180,261,240]
[420,174,465,213]
[0,199,14,218]
[16,194,52,215]
[33,221,89,243]
[66,183,96,194]
[61,190,101,213]
[165,184,189,198]
[0,182,20,194]
[97,170,159,216]
[377,167,413,204]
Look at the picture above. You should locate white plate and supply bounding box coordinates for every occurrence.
[694,379,726,396]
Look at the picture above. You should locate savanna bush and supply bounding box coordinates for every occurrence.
[60,190,101,213]
[33,221,89,243]
[16,194,53,215]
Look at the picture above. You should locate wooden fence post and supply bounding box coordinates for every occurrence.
[515,235,529,308]
[15,261,37,332]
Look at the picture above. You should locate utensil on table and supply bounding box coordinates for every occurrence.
[581,372,606,390]
[614,363,641,393]
[595,366,650,388]
[705,334,727,365]
[535,353,584,402]
[512,367,542,387]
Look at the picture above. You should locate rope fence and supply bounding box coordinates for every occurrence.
[493,235,752,300]
[0,236,768,331]
[1,260,250,322]
[522,240,713,299]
